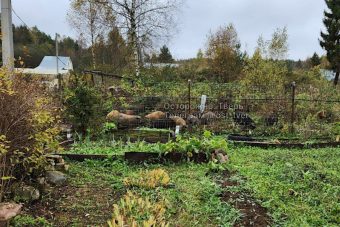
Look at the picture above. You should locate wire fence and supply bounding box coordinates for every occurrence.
[108,85,340,138]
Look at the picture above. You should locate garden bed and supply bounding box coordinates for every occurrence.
[124,151,208,163]
[227,134,340,148]
[59,152,209,163]
[113,128,174,143]
[231,140,340,149]
[61,133,226,164]
[13,160,240,226]
[59,153,117,161]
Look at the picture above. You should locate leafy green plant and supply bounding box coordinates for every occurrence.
[102,122,117,134]
[160,131,228,158]
[12,215,51,227]
[68,131,228,160]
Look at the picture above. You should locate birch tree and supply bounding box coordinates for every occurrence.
[255,27,289,60]
[92,0,182,76]
[68,0,114,69]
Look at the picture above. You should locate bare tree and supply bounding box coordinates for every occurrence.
[68,0,114,69]
[92,0,182,76]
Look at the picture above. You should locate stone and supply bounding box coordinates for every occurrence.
[45,154,63,160]
[212,149,229,164]
[55,163,69,172]
[63,164,70,172]
[46,171,67,185]
[12,184,40,202]
[0,203,22,225]
[46,155,64,163]
[216,153,228,164]
[36,177,46,185]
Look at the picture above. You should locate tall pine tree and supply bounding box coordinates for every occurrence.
[320,0,340,86]
[158,45,174,63]
[310,52,321,67]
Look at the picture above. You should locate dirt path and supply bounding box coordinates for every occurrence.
[218,171,272,227]
[21,184,121,226]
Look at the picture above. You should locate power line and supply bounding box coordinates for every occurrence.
[11,7,68,67]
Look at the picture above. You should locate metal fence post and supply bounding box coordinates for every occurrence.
[188,79,192,116]
[188,79,192,133]
[290,82,296,133]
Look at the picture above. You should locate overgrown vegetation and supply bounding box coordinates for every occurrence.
[3,1,340,226]
[0,70,61,202]
[68,131,228,158]
[64,76,104,136]
[14,158,238,226]
[13,144,340,226]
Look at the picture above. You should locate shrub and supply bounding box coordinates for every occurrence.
[108,191,169,227]
[124,169,170,189]
[102,122,117,134]
[0,70,61,202]
[64,77,103,137]
[241,50,287,97]
[160,131,228,157]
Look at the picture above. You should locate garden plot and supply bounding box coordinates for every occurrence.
[12,145,340,227]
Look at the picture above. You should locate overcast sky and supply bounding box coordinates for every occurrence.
[9,0,326,60]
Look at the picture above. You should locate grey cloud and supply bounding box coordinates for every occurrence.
[8,0,327,60]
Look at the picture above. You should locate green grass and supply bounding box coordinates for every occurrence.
[12,215,51,227]
[67,140,164,155]
[228,146,340,226]
[36,139,340,226]
[64,160,240,226]
[67,133,228,157]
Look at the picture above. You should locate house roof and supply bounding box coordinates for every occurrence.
[16,56,73,75]
[320,69,335,81]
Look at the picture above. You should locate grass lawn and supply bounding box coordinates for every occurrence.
[15,160,240,226]
[13,144,340,227]
[228,146,340,227]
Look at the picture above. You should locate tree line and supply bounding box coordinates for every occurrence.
[0,0,338,85]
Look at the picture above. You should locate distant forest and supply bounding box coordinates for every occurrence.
[0,23,329,79]
[0,24,131,73]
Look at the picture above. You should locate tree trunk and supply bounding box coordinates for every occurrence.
[90,2,96,70]
[131,34,141,77]
[133,41,140,77]
[91,45,97,70]
[334,71,339,86]
[129,0,140,77]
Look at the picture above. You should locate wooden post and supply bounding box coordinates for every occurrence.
[290,82,296,133]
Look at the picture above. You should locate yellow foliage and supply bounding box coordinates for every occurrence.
[0,68,13,95]
[124,169,170,189]
[29,97,62,155]
[241,50,287,95]
[1,70,61,178]
[108,191,169,227]
[0,135,9,155]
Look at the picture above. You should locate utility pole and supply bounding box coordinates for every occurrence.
[55,33,62,90]
[1,0,14,71]
[56,33,59,75]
